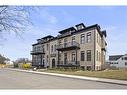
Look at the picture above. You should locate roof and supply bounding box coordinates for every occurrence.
[40,35,54,39]
[109,55,123,61]
[59,27,76,34]
[32,23,106,46]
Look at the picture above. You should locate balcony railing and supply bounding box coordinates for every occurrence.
[30,50,45,55]
[57,61,80,67]
[56,41,80,51]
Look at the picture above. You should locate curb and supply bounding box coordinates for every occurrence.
[7,68,127,86]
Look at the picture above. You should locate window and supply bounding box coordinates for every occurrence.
[97,50,98,61]
[42,45,45,52]
[47,44,49,51]
[124,57,127,60]
[122,57,127,60]
[81,51,85,61]
[87,32,91,43]
[98,51,99,61]
[47,55,48,63]
[87,50,91,61]
[125,62,127,66]
[97,33,98,43]
[64,38,67,47]
[72,52,76,62]
[72,36,75,41]
[80,34,85,44]
[77,25,84,30]
[72,36,75,45]
[87,66,92,71]
[51,45,53,52]
[54,44,56,52]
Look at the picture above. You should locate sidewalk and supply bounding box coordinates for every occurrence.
[7,68,127,85]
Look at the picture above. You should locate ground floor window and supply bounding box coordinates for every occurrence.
[81,51,85,61]
[125,62,127,66]
[72,52,76,62]
[81,66,85,70]
[87,50,91,61]
[87,66,92,71]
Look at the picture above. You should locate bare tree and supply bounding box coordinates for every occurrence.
[0,6,33,35]
[0,54,10,64]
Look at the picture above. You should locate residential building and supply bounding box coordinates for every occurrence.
[108,54,127,68]
[31,23,107,70]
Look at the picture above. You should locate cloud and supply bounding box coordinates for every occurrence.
[38,8,58,24]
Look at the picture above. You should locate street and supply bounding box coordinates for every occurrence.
[0,68,127,89]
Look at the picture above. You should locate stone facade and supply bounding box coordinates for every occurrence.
[31,23,107,70]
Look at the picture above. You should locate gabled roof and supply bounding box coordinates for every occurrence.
[109,55,123,61]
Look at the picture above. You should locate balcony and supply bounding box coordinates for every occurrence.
[56,41,80,51]
[57,61,80,67]
[30,50,45,55]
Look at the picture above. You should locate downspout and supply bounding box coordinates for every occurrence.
[93,29,96,71]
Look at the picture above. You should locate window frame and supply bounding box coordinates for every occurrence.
[86,32,91,43]
[80,34,85,44]
[81,51,85,61]
[87,50,91,61]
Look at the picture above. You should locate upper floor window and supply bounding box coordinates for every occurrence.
[47,44,49,51]
[72,36,75,42]
[51,45,53,52]
[58,40,62,45]
[97,33,98,43]
[87,50,91,61]
[77,25,84,30]
[122,57,127,60]
[87,32,91,43]
[80,34,85,44]
[54,44,56,52]
[124,57,127,60]
[64,38,67,43]
[42,45,45,52]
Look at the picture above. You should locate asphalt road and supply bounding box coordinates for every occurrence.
[0,68,127,89]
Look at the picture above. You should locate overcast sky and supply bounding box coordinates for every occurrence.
[0,6,127,61]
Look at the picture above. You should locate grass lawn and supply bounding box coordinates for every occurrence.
[39,69,127,80]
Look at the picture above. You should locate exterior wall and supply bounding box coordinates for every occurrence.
[31,24,107,70]
[76,29,95,70]
[95,29,104,70]
[49,39,58,68]
[109,55,127,68]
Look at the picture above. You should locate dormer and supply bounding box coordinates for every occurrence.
[37,39,42,43]
[59,27,76,35]
[41,35,54,41]
[75,23,85,31]
[101,30,107,37]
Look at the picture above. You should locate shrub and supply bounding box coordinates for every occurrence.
[22,63,31,69]
[13,63,19,68]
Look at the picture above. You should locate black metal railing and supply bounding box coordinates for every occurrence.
[56,41,80,50]
[30,50,45,55]
[57,61,80,67]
